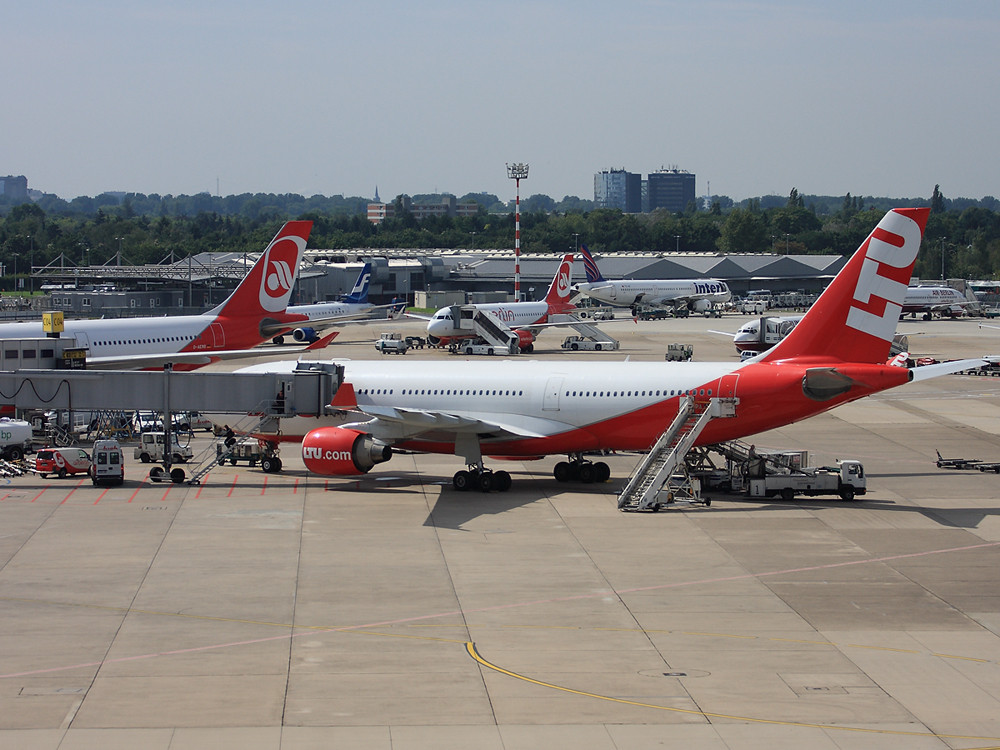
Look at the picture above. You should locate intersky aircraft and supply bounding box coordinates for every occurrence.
[424,253,578,352]
[237,208,983,492]
[0,221,312,370]
[273,263,402,344]
[573,245,731,313]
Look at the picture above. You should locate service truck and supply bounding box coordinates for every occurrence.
[374,332,409,354]
[134,432,194,464]
[561,335,618,351]
[746,459,866,501]
[0,418,33,461]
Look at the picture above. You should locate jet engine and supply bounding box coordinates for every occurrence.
[292,327,319,343]
[690,298,712,313]
[515,329,535,351]
[301,427,392,476]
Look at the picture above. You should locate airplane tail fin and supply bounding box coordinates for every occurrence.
[580,245,605,283]
[212,221,311,319]
[759,208,930,365]
[543,253,575,311]
[340,263,372,304]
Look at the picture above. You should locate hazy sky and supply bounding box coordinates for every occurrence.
[6,1,998,203]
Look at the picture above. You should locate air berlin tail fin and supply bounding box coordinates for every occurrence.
[543,253,575,312]
[213,221,312,320]
[760,208,929,365]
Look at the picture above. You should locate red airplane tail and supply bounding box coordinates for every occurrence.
[212,221,312,321]
[543,253,575,313]
[759,208,930,365]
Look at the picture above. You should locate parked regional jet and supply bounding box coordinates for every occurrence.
[273,263,403,344]
[573,245,731,313]
[0,221,313,369]
[235,208,983,492]
[424,254,577,352]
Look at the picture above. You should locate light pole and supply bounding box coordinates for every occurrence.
[26,235,33,293]
[784,233,790,255]
[11,253,18,290]
[506,162,529,301]
[674,234,681,252]
[572,233,580,253]
[940,237,948,280]
[115,236,124,265]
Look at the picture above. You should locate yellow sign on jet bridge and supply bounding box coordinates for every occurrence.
[42,311,64,335]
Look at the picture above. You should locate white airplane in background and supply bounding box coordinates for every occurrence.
[731,286,972,353]
[234,208,983,492]
[0,221,313,370]
[424,254,578,352]
[573,245,731,314]
[901,284,974,319]
[272,263,403,345]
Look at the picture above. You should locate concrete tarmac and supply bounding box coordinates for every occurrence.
[2,313,1000,749]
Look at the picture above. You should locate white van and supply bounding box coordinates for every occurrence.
[90,439,125,485]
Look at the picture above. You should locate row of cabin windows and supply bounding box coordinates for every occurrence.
[354,387,713,399]
[94,335,196,347]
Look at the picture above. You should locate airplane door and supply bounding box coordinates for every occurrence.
[209,323,225,348]
[718,373,739,400]
[543,376,563,411]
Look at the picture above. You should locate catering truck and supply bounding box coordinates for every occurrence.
[746,459,866,501]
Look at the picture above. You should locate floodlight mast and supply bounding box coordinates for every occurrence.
[506,162,529,301]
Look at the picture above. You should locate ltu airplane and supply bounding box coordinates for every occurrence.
[573,244,731,314]
[237,208,982,492]
[0,221,312,369]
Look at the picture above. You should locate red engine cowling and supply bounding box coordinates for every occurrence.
[301,427,392,476]
[515,329,535,350]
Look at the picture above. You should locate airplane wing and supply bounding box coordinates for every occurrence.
[259,310,390,337]
[81,343,338,370]
[514,313,604,332]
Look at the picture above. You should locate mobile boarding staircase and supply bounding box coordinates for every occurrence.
[181,406,282,486]
[550,313,619,349]
[450,305,520,353]
[617,395,737,512]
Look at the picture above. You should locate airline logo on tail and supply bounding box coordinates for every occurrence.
[846,212,922,343]
[259,233,308,313]
[544,254,575,310]
[580,245,605,283]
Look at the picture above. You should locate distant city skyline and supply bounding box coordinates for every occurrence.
[5,2,998,203]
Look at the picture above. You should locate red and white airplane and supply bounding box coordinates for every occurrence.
[424,254,577,352]
[239,208,982,491]
[0,221,313,369]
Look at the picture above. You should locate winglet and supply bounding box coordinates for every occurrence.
[305,330,340,350]
[330,381,358,409]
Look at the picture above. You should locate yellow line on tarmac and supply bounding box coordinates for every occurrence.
[465,641,1000,745]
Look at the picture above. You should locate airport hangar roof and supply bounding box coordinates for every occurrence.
[424,251,849,292]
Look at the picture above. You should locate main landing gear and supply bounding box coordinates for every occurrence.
[453,466,512,493]
[553,456,611,484]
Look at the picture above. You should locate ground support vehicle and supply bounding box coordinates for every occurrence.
[375,332,409,354]
[453,342,505,356]
[665,343,694,361]
[743,460,866,501]
[134,432,194,464]
[404,336,427,349]
[561,336,618,351]
[215,438,283,473]
[36,447,92,479]
[0,418,33,461]
[90,439,125,486]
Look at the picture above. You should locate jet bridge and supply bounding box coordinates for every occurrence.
[0,361,344,418]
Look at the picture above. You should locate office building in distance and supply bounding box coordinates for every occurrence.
[594,169,642,213]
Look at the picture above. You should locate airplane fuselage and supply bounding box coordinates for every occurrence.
[426,302,551,342]
[575,279,731,308]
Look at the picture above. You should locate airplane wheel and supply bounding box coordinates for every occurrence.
[453,470,471,491]
[493,470,512,492]
[553,461,572,482]
[578,463,596,483]
[170,468,186,484]
[478,471,493,492]
[594,461,611,482]
[261,457,277,473]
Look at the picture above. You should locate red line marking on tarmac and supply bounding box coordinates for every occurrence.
[261,475,268,495]
[127,479,149,503]
[30,488,46,503]
[6,539,999,681]
[292,477,300,494]
[195,481,206,499]
[94,489,109,505]
[227,475,238,497]
[0,493,10,502]
[60,479,86,504]
[160,486,172,502]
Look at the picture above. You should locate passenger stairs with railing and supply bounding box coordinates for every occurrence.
[618,396,737,512]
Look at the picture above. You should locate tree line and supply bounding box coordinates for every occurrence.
[2,186,1000,290]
